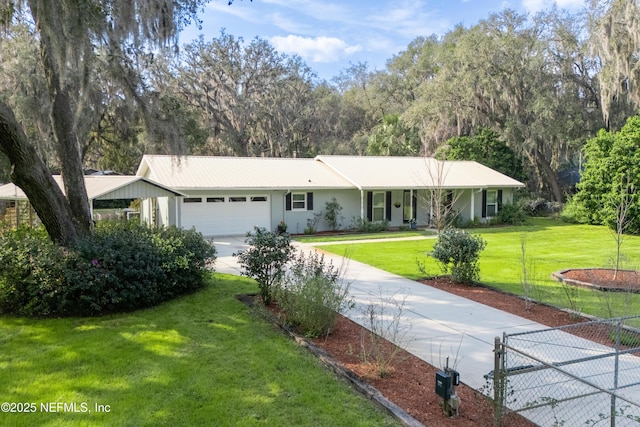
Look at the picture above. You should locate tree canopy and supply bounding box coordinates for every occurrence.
[570,113,640,234]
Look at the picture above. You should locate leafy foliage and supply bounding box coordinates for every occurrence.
[442,128,527,182]
[493,203,527,225]
[234,227,294,305]
[0,222,216,317]
[430,228,486,284]
[569,114,640,234]
[350,217,389,232]
[275,251,352,338]
[324,197,343,231]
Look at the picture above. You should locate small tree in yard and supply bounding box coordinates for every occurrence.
[430,228,486,284]
[234,227,294,305]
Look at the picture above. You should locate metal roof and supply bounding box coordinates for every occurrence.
[136,155,525,190]
[315,155,526,189]
[136,155,355,190]
[0,175,186,201]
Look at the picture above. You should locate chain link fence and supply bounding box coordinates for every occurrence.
[489,316,640,426]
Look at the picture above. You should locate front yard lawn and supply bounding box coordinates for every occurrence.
[0,274,398,427]
[319,217,640,320]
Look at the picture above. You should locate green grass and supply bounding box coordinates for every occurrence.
[0,275,398,427]
[293,229,435,243]
[320,217,640,321]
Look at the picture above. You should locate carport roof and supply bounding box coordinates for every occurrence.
[0,175,186,201]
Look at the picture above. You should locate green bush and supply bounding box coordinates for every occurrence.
[429,228,486,284]
[275,251,352,338]
[492,203,527,225]
[324,197,343,231]
[0,222,216,317]
[350,217,389,232]
[560,196,591,224]
[234,227,294,305]
[0,227,67,317]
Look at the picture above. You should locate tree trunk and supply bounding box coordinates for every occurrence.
[0,101,80,246]
[34,16,92,235]
[535,149,564,202]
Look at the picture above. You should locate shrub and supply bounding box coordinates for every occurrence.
[560,196,591,224]
[324,197,343,231]
[492,203,527,225]
[275,251,352,338]
[304,212,323,234]
[0,222,216,317]
[430,228,486,284]
[234,227,294,305]
[0,227,67,317]
[351,217,389,232]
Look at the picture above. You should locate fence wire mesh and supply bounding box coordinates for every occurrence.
[492,316,640,426]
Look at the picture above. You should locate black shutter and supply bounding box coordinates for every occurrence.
[307,192,313,210]
[412,191,418,220]
[497,190,503,209]
[481,189,487,218]
[366,192,373,221]
[385,191,392,221]
[285,193,291,211]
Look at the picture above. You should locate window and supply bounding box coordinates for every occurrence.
[251,196,267,202]
[291,193,306,210]
[207,197,224,203]
[486,190,498,217]
[229,197,247,202]
[372,192,385,221]
[183,198,202,203]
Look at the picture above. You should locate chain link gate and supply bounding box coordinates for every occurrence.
[489,316,640,426]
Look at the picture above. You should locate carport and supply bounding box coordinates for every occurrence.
[0,175,185,228]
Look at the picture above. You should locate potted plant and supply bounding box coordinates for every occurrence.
[276,220,288,235]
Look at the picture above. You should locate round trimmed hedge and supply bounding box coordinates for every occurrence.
[0,221,216,317]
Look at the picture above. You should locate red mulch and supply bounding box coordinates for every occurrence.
[256,269,637,426]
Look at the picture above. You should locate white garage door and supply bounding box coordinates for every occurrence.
[181,195,271,236]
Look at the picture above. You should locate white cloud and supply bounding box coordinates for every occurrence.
[269,35,362,63]
[522,0,585,13]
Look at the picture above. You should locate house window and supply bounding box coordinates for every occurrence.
[207,197,225,203]
[486,190,498,217]
[291,193,306,210]
[229,197,247,202]
[251,196,267,202]
[183,198,202,203]
[372,191,386,221]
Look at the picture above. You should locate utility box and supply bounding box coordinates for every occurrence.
[435,371,451,399]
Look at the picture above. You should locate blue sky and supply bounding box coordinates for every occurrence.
[181,0,586,82]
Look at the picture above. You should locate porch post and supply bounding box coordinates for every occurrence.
[360,190,364,221]
[470,190,475,220]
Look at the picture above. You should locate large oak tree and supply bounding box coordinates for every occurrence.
[0,0,207,245]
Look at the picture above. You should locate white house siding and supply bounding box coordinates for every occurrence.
[281,189,360,234]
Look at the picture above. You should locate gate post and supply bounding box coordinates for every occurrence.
[493,336,505,427]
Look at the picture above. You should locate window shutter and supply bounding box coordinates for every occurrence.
[285,193,291,211]
[385,191,392,221]
[481,189,487,218]
[366,192,373,221]
[497,190,503,209]
[412,191,418,220]
[307,192,313,210]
